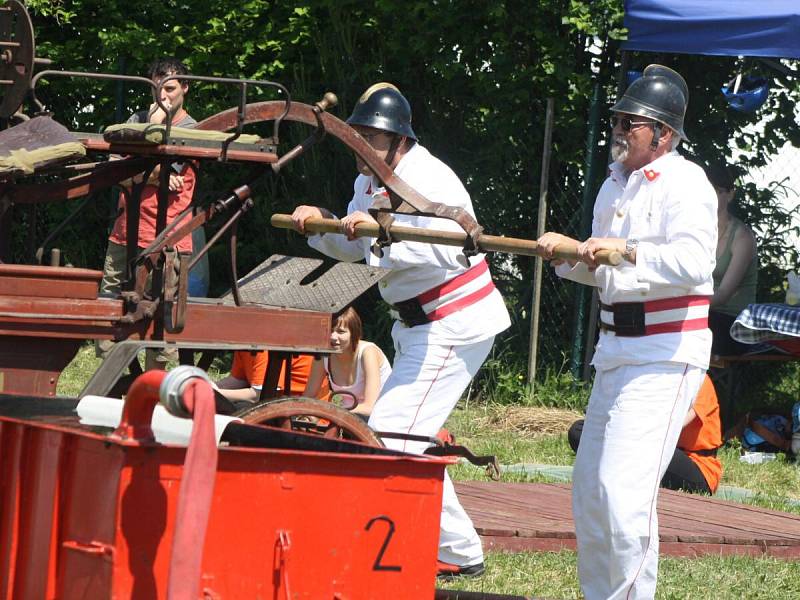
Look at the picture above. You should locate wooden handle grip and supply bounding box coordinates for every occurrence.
[270,214,622,267]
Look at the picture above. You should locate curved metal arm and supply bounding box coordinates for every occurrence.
[270,92,337,174]
[196,100,483,241]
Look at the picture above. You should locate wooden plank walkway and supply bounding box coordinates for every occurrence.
[456,481,800,558]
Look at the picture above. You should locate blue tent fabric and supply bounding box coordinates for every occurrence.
[624,0,800,59]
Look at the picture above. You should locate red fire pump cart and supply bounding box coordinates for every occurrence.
[0,367,451,599]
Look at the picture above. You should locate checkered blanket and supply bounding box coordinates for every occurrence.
[730,303,800,344]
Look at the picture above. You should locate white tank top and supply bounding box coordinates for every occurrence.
[324,341,392,405]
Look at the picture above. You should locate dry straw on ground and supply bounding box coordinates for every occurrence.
[475,406,583,437]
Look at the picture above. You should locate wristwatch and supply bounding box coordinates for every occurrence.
[623,238,639,262]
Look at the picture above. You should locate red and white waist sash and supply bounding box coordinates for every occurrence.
[599,295,710,337]
[419,258,496,321]
[392,258,496,325]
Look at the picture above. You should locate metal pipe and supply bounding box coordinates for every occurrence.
[187,205,246,273]
[108,369,165,443]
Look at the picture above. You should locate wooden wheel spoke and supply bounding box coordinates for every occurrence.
[234,397,383,447]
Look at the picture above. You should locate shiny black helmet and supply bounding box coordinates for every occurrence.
[611,64,689,141]
[347,83,417,140]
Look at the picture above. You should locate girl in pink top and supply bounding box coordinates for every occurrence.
[304,307,391,418]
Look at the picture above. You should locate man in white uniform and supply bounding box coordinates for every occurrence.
[291,83,510,578]
[538,65,716,599]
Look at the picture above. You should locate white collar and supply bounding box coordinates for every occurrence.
[609,150,680,183]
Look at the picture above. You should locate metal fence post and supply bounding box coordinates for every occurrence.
[528,98,556,387]
[570,79,603,378]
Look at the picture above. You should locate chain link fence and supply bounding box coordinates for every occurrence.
[529,163,592,379]
[748,141,800,263]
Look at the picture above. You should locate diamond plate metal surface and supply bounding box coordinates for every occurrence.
[222,255,389,313]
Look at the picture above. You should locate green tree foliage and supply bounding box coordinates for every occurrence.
[15,1,800,379]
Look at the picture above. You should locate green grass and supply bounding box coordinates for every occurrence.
[442,398,800,598]
[440,551,800,599]
[446,401,800,511]
[475,356,591,410]
[57,344,103,397]
[446,404,575,465]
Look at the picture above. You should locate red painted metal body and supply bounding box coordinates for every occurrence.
[0,391,448,598]
[0,264,102,299]
[0,264,333,397]
[0,253,444,599]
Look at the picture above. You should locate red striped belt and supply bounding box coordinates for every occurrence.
[599,295,710,337]
[391,259,496,327]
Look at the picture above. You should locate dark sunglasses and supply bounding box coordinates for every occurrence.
[358,131,388,143]
[610,115,655,132]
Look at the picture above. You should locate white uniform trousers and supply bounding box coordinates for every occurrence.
[573,362,704,600]
[368,329,494,567]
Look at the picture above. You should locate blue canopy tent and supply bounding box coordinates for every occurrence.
[623,0,800,59]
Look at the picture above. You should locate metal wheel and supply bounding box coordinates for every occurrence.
[0,0,35,118]
[234,397,383,446]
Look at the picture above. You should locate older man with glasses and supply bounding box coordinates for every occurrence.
[538,64,717,599]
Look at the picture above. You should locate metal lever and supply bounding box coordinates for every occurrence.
[424,443,501,481]
[271,92,337,174]
[374,430,502,480]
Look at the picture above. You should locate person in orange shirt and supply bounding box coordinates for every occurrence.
[568,374,723,494]
[214,351,327,403]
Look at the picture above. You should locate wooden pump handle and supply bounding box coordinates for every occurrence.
[270,214,623,267]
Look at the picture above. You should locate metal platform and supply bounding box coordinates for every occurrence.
[223,254,389,313]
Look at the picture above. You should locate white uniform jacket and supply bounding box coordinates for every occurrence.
[310,143,510,346]
[556,151,717,371]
